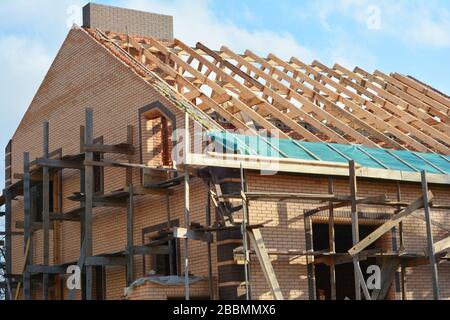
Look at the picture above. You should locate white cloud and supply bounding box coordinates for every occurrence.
[306,0,450,48]
[0,35,52,132]
[121,0,315,61]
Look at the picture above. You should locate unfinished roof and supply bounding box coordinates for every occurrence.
[83,28,449,157]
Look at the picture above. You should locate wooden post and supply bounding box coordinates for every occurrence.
[79,125,86,300]
[42,122,50,300]
[126,125,135,287]
[349,160,361,300]
[421,171,440,300]
[241,164,251,300]
[23,152,31,300]
[126,125,134,186]
[53,165,62,300]
[166,190,174,276]
[304,214,316,300]
[184,112,190,300]
[84,108,94,300]
[396,182,407,300]
[126,185,134,286]
[328,177,336,300]
[205,181,214,299]
[4,188,12,300]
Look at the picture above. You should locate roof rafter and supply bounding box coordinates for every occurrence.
[221,46,377,146]
[354,67,450,133]
[85,29,450,156]
[310,60,433,152]
[333,64,449,153]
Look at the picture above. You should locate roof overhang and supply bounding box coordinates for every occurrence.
[187,152,450,185]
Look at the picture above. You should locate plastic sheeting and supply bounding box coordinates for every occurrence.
[206,131,450,175]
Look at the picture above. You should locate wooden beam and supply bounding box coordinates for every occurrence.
[348,191,433,256]
[174,39,297,140]
[27,265,66,275]
[392,73,450,109]
[375,70,449,123]
[3,188,12,300]
[23,152,31,300]
[35,158,83,170]
[126,185,134,286]
[42,121,50,300]
[354,67,450,131]
[220,46,354,144]
[371,257,401,300]
[130,245,169,255]
[123,185,170,196]
[127,36,254,135]
[421,171,440,300]
[334,64,449,153]
[349,160,361,300]
[15,221,54,231]
[184,113,190,301]
[304,213,316,300]
[84,143,135,155]
[304,194,388,217]
[173,227,213,243]
[258,51,396,148]
[49,213,81,222]
[312,60,423,151]
[85,256,127,266]
[84,108,94,300]
[434,235,450,254]
[328,177,336,300]
[94,29,224,133]
[248,228,284,300]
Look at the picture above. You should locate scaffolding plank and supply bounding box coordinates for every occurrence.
[348,191,433,256]
[434,235,450,254]
[248,228,284,300]
[173,227,213,243]
[84,143,135,155]
[371,257,401,300]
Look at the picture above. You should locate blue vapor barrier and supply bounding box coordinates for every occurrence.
[205,131,450,175]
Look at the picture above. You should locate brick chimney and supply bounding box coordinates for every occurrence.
[82,2,174,40]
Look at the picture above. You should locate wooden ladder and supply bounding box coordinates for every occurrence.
[247,228,284,300]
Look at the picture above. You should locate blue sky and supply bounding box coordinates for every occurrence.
[0,0,449,195]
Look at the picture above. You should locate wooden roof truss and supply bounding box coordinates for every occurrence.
[90,29,450,156]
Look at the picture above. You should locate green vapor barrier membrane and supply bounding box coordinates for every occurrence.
[206,131,450,175]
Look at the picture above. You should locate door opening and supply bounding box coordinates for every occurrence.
[312,223,380,300]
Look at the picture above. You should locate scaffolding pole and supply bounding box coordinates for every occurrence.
[396,182,407,300]
[328,177,336,300]
[42,122,50,300]
[23,152,31,300]
[241,163,251,300]
[421,171,440,300]
[205,181,214,299]
[349,160,361,300]
[4,188,12,300]
[79,125,86,300]
[184,113,190,300]
[166,190,174,276]
[126,184,134,286]
[84,108,94,300]
[348,160,370,300]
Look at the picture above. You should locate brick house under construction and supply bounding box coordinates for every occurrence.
[1,3,450,300]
